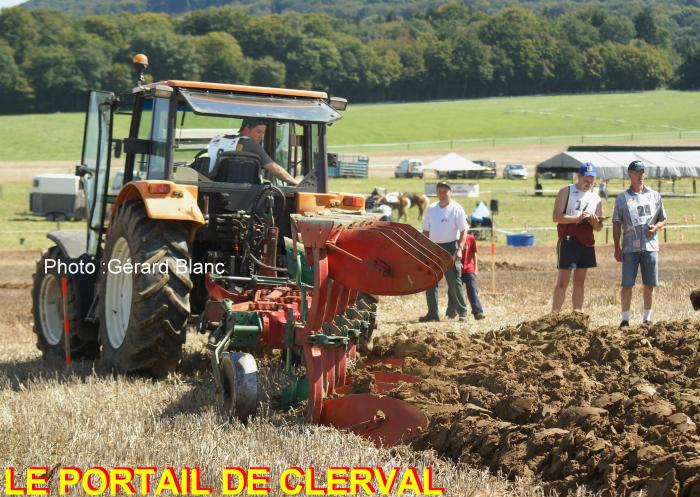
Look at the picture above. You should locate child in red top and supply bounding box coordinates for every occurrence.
[460,233,485,320]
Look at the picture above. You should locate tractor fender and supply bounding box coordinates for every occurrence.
[111,180,205,231]
[47,230,88,260]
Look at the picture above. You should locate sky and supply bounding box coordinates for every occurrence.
[0,0,27,7]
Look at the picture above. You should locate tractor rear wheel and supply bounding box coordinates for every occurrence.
[32,246,98,359]
[98,201,192,377]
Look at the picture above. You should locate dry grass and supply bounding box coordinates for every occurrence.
[1,243,698,496]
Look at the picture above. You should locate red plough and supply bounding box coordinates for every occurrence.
[206,212,451,446]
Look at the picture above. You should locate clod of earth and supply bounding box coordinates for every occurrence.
[363,312,700,496]
[691,288,700,310]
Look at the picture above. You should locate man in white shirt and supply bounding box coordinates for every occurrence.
[420,181,469,322]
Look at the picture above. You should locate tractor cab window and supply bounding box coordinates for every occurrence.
[125,96,170,184]
[273,123,322,179]
[173,112,323,187]
[171,89,336,189]
[172,111,239,170]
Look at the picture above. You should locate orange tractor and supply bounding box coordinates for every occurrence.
[32,55,451,445]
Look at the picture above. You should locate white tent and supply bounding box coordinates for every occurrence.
[423,152,486,172]
[537,150,700,180]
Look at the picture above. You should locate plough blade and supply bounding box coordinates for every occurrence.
[335,370,420,395]
[361,226,445,276]
[372,222,453,272]
[321,394,428,447]
[326,224,452,295]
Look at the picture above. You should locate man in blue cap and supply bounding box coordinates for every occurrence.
[551,161,604,311]
[613,160,666,328]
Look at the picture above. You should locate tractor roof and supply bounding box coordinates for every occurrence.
[141,80,328,100]
[137,80,344,124]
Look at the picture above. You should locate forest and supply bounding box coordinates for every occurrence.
[2,1,700,113]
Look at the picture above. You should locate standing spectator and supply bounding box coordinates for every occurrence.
[460,232,486,320]
[376,203,393,221]
[420,181,469,322]
[613,160,667,328]
[551,162,604,311]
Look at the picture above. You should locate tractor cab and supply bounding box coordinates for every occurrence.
[123,80,347,194]
[77,57,353,257]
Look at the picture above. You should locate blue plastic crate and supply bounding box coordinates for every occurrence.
[506,233,535,247]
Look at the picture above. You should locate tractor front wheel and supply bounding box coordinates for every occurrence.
[98,201,192,377]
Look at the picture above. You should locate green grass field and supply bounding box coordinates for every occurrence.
[0,182,73,249]
[3,177,698,250]
[2,90,700,161]
[328,176,700,245]
[331,90,700,146]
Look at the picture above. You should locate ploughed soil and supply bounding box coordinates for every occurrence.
[360,313,700,497]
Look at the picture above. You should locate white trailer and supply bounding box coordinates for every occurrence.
[29,174,86,220]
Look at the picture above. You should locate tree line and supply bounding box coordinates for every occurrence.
[1,2,700,114]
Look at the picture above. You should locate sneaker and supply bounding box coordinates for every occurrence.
[419,314,440,323]
[619,320,629,329]
[643,320,652,325]
[446,312,457,319]
[474,313,486,320]
[458,315,468,322]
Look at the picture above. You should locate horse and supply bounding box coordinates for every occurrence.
[370,188,428,222]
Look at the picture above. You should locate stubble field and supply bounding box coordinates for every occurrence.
[2,89,699,495]
[1,239,698,496]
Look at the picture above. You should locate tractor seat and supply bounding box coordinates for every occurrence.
[192,155,211,176]
[210,151,262,184]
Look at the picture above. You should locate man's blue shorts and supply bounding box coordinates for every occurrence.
[621,251,659,288]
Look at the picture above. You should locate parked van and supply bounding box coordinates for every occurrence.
[394,159,424,178]
[472,160,497,179]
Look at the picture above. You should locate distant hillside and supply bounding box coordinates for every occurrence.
[22,0,216,15]
[21,0,449,17]
[21,0,700,19]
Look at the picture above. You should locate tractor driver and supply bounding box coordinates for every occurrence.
[207,118,299,186]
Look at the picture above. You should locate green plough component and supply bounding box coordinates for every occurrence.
[285,245,314,285]
[307,333,349,348]
[281,308,307,410]
[207,300,263,351]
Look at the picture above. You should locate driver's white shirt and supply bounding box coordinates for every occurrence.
[207,135,241,172]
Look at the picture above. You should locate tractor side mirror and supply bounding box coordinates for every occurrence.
[75,164,95,177]
[113,139,123,159]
